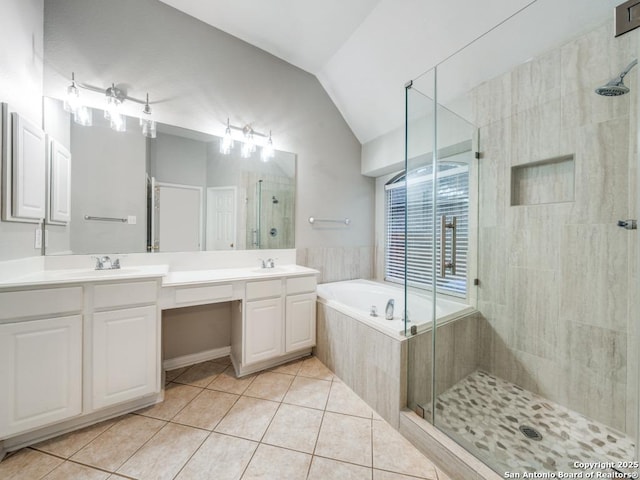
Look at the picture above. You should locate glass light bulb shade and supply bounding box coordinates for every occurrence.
[73,106,93,126]
[261,145,274,162]
[109,112,126,132]
[141,118,156,138]
[220,131,233,155]
[64,84,80,113]
[104,94,121,120]
[240,141,252,158]
[261,137,274,162]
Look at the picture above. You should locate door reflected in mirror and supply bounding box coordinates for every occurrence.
[43,98,296,255]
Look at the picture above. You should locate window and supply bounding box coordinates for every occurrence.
[385,163,469,297]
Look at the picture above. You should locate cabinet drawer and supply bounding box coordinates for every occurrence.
[174,284,233,305]
[94,281,158,309]
[286,276,316,295]
[0,287,83,321]
[246,280,282,300]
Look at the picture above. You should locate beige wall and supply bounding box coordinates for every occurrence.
[43,0,374,257]
[162,303,232,361]
[474,22,638,434]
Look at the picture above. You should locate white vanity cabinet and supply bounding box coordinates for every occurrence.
[0,287,83,438]
[285,277,316,352]
[89,281,160,410]
[232,274,317,376]
[244,280,284,365]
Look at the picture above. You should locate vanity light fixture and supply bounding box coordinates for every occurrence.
[219,118,234,154]
[64,73,93,126]
[261,130,274,162]
[62,72,154,136]
[63,72,81,114]
[220,120,274,160]
[240,125,256,158]
[140,94,156,138]
[104,83,126,132]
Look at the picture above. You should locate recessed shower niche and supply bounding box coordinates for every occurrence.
[510,155,575,206]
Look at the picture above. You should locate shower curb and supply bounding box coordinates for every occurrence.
[399,410,502,480]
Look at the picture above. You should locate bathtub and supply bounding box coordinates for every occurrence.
[316,279,474,338]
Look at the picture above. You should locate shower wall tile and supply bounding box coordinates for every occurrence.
[406,314,481,411]
[560,22,637,98]
[511,49,561,115]
[476,302,511,373]
[559,224,628,332]
[297,246,374,284]
[477,227,508,306]
[510,99,563,166]
[561,86,630,130]
[471,73,512,128]
[559,363,627,433]
[572,119,630,224]
[562,321,627,384]
[507,223,561,271]
[472,19,637,436]
[406,329,431,412]
[508,267,560,360]
[478,121,510,228]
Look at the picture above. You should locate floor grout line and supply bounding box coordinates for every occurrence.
[6,356,441,480]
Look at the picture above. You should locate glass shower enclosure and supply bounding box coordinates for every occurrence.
[403,1,639,475]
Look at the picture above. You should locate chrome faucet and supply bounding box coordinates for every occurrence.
[259,258,275,269]
[94,256,120,270]
[385,299,394,320]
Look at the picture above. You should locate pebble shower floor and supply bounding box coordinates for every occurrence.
[427,370,636,476]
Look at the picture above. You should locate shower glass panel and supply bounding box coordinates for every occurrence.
[247,177,295,249]
[403,71,436,419]
[405,0,639,475]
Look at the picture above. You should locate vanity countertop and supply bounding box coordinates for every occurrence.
[0,264,318,290]
[162,265,318,287]
[0,265,170,289]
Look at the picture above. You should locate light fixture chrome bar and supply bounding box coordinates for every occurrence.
[74,80,148,105]
[228,123,269,139]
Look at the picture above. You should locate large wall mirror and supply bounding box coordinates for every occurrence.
[43,98,296,255]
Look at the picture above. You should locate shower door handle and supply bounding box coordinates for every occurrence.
[440,215,457,278]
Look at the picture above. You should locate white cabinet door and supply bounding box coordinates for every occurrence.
[49,138,72,223]
[285,293,316,352]
[92,305,159,410]
[0,315,82,438]
[12,113,46,220]
[244,298,283,365]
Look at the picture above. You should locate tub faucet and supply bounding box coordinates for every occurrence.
[385,299,394,320]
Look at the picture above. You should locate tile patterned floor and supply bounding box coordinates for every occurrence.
[0,356,450,480]
[428,370,636,476]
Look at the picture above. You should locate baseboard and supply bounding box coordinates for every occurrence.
[163,346,231,371]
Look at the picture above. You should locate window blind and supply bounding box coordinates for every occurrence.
[385,164,469,297]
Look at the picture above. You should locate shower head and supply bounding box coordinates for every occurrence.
[595,59,638,96]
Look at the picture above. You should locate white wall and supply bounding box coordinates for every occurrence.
[43,0,374,252]
[0,0,44,261]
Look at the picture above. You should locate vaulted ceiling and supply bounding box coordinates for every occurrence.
[159,0,621,144]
